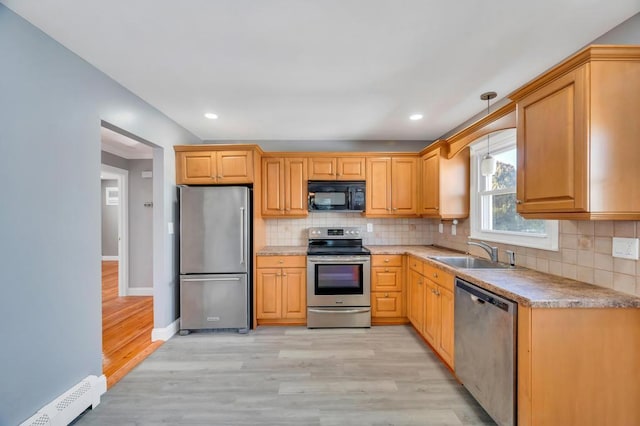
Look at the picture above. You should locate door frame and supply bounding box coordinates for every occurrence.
[101,164,129,296]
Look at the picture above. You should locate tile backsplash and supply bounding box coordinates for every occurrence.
[265,213,434,246]
[265,213,640,298]
[432,219,640,298]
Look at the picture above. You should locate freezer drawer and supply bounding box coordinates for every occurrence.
[180,274,249,331]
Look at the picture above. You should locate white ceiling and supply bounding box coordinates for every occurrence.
[101,126,153,159]
[3,1,639,141]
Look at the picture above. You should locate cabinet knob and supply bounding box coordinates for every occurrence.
[384,293,389,297]
[435,206,439,210]
[282,273,287,277]
[217,175,222,179]
[392,208,398,211]
[278,260,284,264]
[384,268,389,272]
[418,279,422,285]
[276,273,281,277]
[516,199,523,204]
[337,173,342,176]
[384,259,390,263]
[433,272,438,278]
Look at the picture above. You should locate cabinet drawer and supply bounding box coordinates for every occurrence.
[371,266,403,292]
[371,291,403,317]
[423,263,454,291]
[372,254,403,267]
[408,256,424,274]
[257,255,306,268]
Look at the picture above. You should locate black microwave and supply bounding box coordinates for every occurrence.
[308,181,366,212]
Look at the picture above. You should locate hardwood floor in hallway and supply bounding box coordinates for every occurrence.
[102,261,162,389]
[76,326,495,425]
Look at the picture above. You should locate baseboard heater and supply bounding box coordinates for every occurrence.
[19,375,106,426]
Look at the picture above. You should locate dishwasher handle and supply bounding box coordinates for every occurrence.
[456,280,512,313]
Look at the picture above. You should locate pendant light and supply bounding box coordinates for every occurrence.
[480,91,497,177]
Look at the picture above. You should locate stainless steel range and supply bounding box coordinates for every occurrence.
[306,227,371,328]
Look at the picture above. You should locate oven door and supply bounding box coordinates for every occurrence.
[307,255,371,307]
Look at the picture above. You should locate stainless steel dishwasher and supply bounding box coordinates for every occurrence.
[455,278,517,426]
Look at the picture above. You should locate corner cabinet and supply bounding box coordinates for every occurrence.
[256,256,306,325]
[371,255,407,324]
[420,141,469,219]
[308,156,366,180]
[261,157,308,217]
[509,45,640,220]
[175,147,255,185]
[365,156,418,217]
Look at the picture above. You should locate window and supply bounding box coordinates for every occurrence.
[470,129,558,251]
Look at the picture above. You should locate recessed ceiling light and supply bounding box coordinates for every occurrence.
[204,113,218,120]
[409,114,423,121]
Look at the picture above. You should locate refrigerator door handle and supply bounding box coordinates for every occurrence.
[182,277,241,282]
[240,206,246,264]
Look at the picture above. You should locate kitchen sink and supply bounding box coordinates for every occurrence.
[428,256,513,269]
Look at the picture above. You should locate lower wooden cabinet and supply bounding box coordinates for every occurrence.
[371,255,407,324]
[256,256,306,325]
[407,257,455,369]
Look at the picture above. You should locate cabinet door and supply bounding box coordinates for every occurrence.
[372,292,402,318]
[282,268,306,319]
[391,157,418,215]
[337,157,366,180]
[261,158,285,216]
[217,151,254,183]
[284,158,308,215]
[423,279,439,346]
[437,287,455,368]
[256,269,282,319]
[421,149,440,215]
[371,266,402,292]
[366,157,392,215]
[408,270,424,331]
[177,152,217,184]
[308,157,337,180]
[516,67,588,213]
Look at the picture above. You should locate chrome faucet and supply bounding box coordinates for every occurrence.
[468,240,499,262]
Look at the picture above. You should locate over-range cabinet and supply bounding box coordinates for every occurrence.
[178,185,251,333]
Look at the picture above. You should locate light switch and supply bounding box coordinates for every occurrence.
[367,223,373,232]
[168,222,174,235]
[438,223,444,233]
[612,237,639,260]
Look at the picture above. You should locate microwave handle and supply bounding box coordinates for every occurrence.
[308,192,315,209]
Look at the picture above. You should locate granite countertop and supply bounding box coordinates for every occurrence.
[255,244,640,308]
[256,246,308,256]
[366,245,640,309]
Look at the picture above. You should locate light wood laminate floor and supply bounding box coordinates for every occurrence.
[77,326,495,425]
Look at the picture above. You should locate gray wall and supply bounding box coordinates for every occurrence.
[101,179,119,256]
[129,159,154,288]
[0,5,199,425]
[203,139,433,152]
[101,150,129,170]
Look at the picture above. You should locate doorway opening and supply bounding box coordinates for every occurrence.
[100,123,162,388]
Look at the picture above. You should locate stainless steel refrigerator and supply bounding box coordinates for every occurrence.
[179,186,251,333]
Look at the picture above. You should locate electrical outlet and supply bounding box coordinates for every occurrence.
[168,222,174,235]
[438,223,444,233]
[367,223,373,232]
[451,224,457,236]
[612,237,639,260]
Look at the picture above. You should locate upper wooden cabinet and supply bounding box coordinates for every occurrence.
[365,156,418,217]
[308,156,366,180]
[420,141,469,219]
[261,157,308,217]
[175,147,255,185]
[509,45,640,220]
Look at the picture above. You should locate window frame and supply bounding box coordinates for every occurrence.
[469,129,559,251]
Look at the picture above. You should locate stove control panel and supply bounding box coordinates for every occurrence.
[308,227,361,239]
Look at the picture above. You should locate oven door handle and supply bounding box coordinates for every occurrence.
[308,256,370,263]
[308,308,371,315]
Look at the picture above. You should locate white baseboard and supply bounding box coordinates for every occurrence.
[127,287,153,296]
[20,374,107,426]
[101,256,119,261]
[152,318,180,342]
